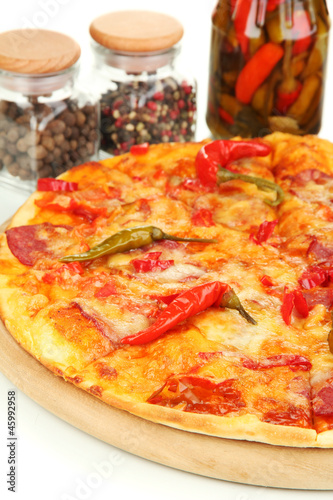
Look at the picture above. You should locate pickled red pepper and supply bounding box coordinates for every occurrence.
[276,81,303,114]
[266,0,285,12]
[234,0,252,55]
[235,43,284,104]
[122,281,256,345]
[291,9,313,56]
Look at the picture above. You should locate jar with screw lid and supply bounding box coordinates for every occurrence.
[206,0,330,139]
[0,29,99,192]
[89,10,197,156]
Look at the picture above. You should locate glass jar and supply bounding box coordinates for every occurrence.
[206,0,330,138]
[0,29,99,192]
[89,11,197,156]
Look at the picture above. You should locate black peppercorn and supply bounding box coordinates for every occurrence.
[0,98,99,182]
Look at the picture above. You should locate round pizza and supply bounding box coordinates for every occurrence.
[1,132,333,448]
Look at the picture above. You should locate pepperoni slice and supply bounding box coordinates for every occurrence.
[307,237,333,260]
[313,379,333,417]
[242,354,311,371]
[148,376,245,416]
[191,208,215,227]
[6,223,72,266]
[302,288,333,310]
[287,169,333,187]
[262,407,311,427]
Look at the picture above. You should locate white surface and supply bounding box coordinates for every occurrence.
[0,1,333,499]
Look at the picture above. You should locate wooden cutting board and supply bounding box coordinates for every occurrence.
[0,223,333,490]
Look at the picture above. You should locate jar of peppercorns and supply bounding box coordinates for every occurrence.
[207,0,330,138]
[0,29,99,191]
[89,10,197,156]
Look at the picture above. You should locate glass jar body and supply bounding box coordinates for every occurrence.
[206,0,330,139]
[0,68,99,191]
[92,45,197,156]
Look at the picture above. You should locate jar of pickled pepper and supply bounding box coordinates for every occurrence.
[206,0,330,138]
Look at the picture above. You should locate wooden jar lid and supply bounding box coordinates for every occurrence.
[0,29,81,74]
[90,11,184,53]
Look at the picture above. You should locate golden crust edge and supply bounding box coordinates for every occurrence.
[6,192,41,229]
[68,376,318,448]
[316,430,333,448]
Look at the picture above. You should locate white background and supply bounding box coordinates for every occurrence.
[0,1,333,499]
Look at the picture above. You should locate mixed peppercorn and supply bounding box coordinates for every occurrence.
[100,77,196,155]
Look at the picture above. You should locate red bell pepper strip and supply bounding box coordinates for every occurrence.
[195,140,271,189]
[37,178,78,192]
[276,80,303,114]
[234,0,252,55]
[191,208,215,227]
[260,275,274,287]
[131,251,174,273]
[293,289,309,318]
[235,43,284,104]
[95,282,117,298]
[281,287,309,325]
[130,143,149,155]
[42,262,84,284]
[122,281,256,345]
[299,268,328,290]
[281,288,295,325]
[251,219,278,245]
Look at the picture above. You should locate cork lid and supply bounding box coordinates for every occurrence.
[89,11,184,53]
[0,29,81,74]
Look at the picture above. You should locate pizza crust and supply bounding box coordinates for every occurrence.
[68,365,318,448]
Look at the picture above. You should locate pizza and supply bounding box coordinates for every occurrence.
[1,132,333,448]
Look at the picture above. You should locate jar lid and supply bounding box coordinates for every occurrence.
[89,10,184,53]
[0,29,81,74]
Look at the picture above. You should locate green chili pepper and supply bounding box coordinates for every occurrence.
[60,226,218,262]
[217,167,285,206]
[220,288,257,325]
